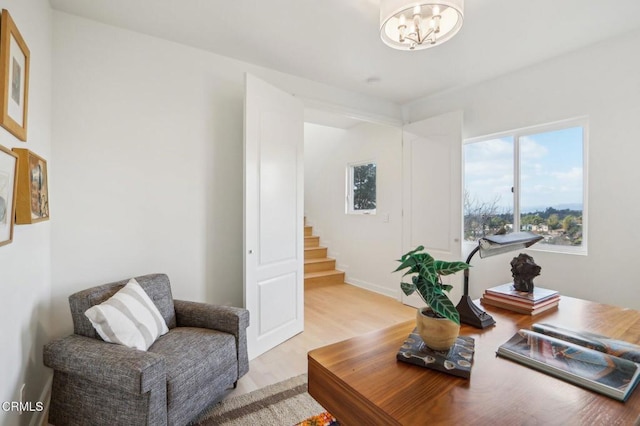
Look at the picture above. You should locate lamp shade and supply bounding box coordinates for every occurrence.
[478,232,544,258]
[379,0,464,50]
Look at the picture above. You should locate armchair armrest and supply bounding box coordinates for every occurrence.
[173,300,249,333]
[174,300,250,378]
[43,334,165,394]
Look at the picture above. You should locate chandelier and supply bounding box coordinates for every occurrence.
[380,0,464,51]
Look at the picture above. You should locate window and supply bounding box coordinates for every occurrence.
[346,161,376,214]
[464,119,587,253]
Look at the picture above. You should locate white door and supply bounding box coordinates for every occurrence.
[401,111,464,307]
[244,74,304,360]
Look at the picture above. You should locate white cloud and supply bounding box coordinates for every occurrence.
[520,137,549,159]
[551,167,582,181]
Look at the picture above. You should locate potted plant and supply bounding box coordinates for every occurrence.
[394,245,470,351]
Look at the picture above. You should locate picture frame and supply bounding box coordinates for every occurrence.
[12,148,49,224]
[0,9,30,141]
[0,144,18,246]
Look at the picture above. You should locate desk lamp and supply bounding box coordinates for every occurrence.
[456,231,544,328]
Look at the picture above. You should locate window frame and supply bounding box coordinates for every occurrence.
[345,160,377,215]
[463,117,589,255]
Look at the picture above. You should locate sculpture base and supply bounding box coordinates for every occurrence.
[456,295,495,329]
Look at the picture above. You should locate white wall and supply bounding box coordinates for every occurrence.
[50,12,402,339]
[304,122,403,297]
[0,1,52,425]
[404,29,640,309]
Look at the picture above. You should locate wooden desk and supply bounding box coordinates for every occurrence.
[308,297,640,425]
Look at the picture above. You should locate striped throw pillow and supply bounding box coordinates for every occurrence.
[85,278,169,351]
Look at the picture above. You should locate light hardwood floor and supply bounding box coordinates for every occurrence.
[228,282,415,398]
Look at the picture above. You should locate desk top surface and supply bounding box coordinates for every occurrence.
[307,296,640,425]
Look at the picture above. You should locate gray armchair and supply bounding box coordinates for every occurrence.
[43,274,249,426]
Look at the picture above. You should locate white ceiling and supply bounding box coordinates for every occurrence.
[49,0,640,106]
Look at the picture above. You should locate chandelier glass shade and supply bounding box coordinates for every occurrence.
[379,0,464,51]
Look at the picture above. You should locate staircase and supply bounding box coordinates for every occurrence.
[304,221,345,287]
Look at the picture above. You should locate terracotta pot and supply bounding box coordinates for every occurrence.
[416,307,460,351]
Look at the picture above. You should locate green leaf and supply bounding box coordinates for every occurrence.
[395,255,427,274]
[442,284,453,293]
[393,256,417,273]
[418,263,438,285]
[394,248,435,276]
[434,260,470,276]
[425,292,460,325]
[400,282,416,296]
[401,245,424,261]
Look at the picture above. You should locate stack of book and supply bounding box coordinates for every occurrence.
[480,283,559,315]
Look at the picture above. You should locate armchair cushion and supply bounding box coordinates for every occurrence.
[85,278,169,350]
[148,327,238,425]
[174,300,250,378]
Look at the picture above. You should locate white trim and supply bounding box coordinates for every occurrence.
[464,116,589,144]
[463,117,588,255]
[345,277,397,299]
[296,95,403,128]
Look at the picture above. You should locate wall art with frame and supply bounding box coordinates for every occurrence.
[0,9,30,141]
[0,144,18,246]
[12,148,49,224]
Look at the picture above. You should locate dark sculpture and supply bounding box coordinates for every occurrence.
[510,253,541,293]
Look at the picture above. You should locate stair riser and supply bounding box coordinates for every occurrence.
[304,236,320,248]
[305,247,328,259]
[304,226,313,236]
[304,272,345,287]
[304,260,336,274]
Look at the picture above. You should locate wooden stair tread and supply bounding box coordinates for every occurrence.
[304,246,328,260]
[304,236,320,248]
[304,257,334,264]
[304,270,344,278]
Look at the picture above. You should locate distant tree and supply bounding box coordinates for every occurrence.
[464,190,505,240]
[353,163,376,210]
[489,216,507,229]
[562,215,581,244]
[522,214,543,226]
[547,214,561,230]
[562,215,577,232]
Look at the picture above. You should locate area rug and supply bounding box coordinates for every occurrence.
[191,374,337,426]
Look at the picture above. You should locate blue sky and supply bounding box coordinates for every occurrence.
[464,126,583,214]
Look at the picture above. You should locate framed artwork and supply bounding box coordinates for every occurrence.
[0,144,18,246]
[0,9,30,141]
[12,148,49,224]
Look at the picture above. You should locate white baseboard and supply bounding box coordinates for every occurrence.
[30,374,52,426]
[345,277,396,299]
